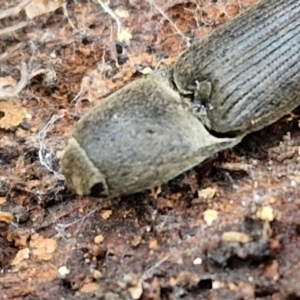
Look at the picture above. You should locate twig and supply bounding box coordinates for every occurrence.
[0,180,5,193]
[14,62,30,94]
[0,21,28,37]
[0,62,29,100]
[0,63,53,100]
[0,42,25,64]
[142,255,169,280]
[147,0,190,46]
[96,0,122,33]
[0,0,31,19]
[61,1,76,29]
[54,208,99,239]
[37,110,66,175]
[216,162,251,173]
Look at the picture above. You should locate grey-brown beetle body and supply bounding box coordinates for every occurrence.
[61,78,240,197]
[62,0,300,198]
[173,0,300,135]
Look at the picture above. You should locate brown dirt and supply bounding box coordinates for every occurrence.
[1,0,300,299]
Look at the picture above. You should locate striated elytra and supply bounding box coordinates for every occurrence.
[173,0,300,135]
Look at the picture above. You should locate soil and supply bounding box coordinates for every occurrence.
[1,0,300,299]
